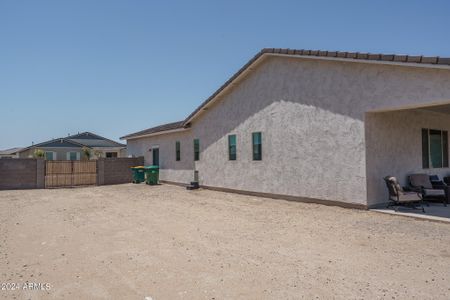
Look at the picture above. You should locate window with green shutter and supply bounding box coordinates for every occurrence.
[176,141,181,161]
[228,134,236,160]
[252,132,262,161]
[194,139,200,161]
[45,152,54,160]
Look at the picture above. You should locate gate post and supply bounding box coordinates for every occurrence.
[97,159,104,186]
[36,158,45,189]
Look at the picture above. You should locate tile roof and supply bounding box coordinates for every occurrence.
[121,48,450,139]
[67,132,125,147]
[20,132,125,151]
[262,48,450,65]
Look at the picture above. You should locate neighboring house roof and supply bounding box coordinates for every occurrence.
[19,138,87,152]
[121,48,450,140]
[19,132,125,153]
[67,132,125,147]
[0,147,23,155]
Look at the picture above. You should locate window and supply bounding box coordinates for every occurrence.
[67,152,80,161]
[105,152,118,158]
[422,128,449,168]
[152,147,159,166]
[194,139,200,161]
[252,132,262,161]
[228,135,236,160]
[176,141,181,161]
[45,151,55,160]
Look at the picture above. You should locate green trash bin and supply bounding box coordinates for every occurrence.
[144,165,159,185]
[131,166,145,183]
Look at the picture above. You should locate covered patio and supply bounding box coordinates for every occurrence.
[365,102,450,221]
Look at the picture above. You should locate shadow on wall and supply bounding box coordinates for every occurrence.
[189,56,450,155]
[179,57,371,202]
[190,57,365,153]
[132,56,450,202]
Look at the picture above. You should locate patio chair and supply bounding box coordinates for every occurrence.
[429,174,447,188]
[383,176,425,212]
[443,176,450,185]
[408,174,448,206]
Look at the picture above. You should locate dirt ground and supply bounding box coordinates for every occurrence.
[1,184,450,299]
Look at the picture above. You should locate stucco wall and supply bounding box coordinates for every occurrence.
[127,56,450,206]
[119,148,127,157]
[19,147,85,160]
[366,109,450,207]
[98,157,144,185]
[127,131,195,184]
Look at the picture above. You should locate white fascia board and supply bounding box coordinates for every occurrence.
[123,127,189,141]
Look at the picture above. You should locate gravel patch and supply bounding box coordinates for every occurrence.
[1,183,449,299]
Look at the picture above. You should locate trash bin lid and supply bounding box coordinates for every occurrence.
[144,165,159,169]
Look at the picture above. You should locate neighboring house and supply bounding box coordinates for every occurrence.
[121,48,450,209]
[18,132,126,160]
[0,147,23,158]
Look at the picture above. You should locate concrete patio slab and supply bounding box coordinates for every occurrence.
[371,203,450,223]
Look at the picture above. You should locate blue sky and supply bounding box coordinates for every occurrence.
[1,0,450,149]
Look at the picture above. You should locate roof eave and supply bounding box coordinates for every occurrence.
[91,146,126,150]
[121,127,189,140]
[267,52,450,70]
[182,50,268,126]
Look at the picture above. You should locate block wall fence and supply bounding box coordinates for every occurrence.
[0,157,144,190]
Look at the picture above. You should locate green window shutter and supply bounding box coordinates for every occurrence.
[228,135,237,160]
[69,152,77,161]
[422,129,429,169]
[252,132,262,161]
[444,131,449,168]
[176,141,181,161]
[194,139,200,161]
[45,152,53,160]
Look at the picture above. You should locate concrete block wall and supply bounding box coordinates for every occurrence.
[0,157,144,190]
[0,158,44,190]
[98,157,144,185]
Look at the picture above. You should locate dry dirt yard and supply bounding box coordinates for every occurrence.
[1,184,450,300]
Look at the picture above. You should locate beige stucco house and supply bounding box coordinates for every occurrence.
[122,48,450,208]
[0,148,23,159]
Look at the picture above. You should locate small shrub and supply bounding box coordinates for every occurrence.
[34,149,45,158]
[82,147,91,160]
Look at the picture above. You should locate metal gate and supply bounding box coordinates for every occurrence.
[45,160,97,188]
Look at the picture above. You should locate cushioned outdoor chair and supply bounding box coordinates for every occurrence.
[408,174,448,206]
[443,176,450,185]
[384,176,425,212]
